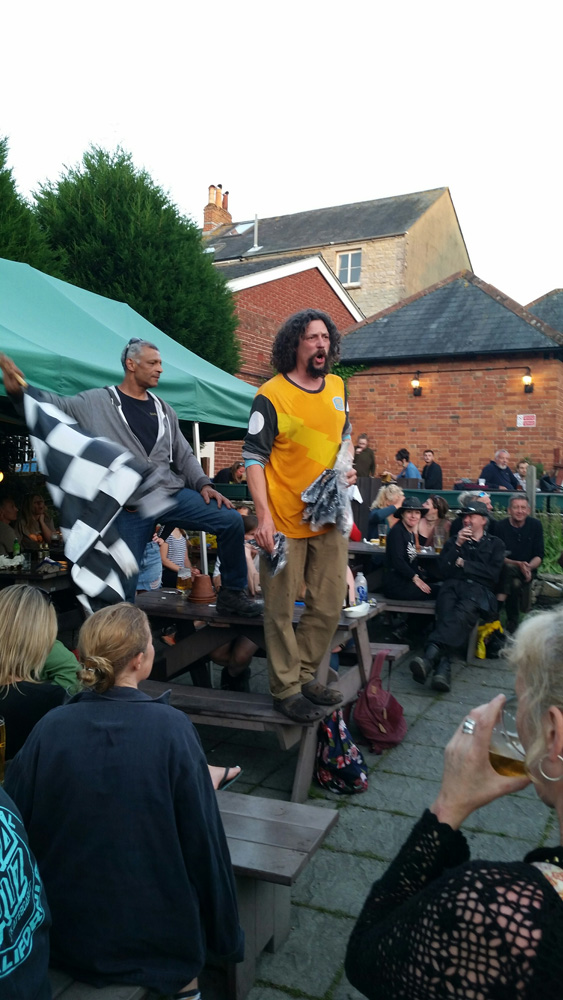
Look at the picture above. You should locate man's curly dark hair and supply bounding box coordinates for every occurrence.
[271,309,341,375]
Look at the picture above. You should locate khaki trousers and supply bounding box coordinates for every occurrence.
[260,529,348,700]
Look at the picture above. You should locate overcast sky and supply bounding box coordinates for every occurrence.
[4,0,560,306]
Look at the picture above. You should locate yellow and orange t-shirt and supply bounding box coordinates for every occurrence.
[243,373,350,538]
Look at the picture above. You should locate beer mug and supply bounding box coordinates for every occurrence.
[489,697,527,777]
[378,524,387,548]
[176,567,192,593]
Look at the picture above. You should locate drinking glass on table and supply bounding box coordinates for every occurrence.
[378,524,387,548]
[0,717,5,785]
[489,696,527,777]
[433,524,446,554]
[176,567,192,592]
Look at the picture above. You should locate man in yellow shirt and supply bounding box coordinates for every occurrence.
[244,309,355,722]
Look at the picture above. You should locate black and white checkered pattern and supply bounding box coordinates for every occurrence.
[23,386,146,615]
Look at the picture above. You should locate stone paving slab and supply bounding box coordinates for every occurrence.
[332,978,368,1000]
[254,905,354,997]
[326,808,415,860]
[348,769,442,815]
[291,847,387,917]
[465,792,552,840]
[377,742,448,780]
[463,827,550,862]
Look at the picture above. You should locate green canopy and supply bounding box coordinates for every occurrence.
[0,258,256,440]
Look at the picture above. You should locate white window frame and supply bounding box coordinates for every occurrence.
[337,249,362,287]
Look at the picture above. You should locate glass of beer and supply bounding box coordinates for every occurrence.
[378,524,387,548]
[176,568,192,593]
[489,696,527,777]
[0,717,5,785]
[433,524,445,554]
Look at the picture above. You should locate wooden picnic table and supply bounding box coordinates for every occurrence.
[137,589,386,801]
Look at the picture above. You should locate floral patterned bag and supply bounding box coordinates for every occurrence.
[315,709,368,795]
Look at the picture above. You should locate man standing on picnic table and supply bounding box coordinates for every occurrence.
[0,341,262,615]
[243,309,356,723]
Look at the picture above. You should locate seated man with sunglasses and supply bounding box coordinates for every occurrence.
[1,341,261,616]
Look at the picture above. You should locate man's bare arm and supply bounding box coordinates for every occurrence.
[246,464,276,554]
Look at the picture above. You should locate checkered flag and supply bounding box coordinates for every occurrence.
[23,385,151,615]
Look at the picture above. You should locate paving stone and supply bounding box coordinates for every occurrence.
[292,848,386,917]
[326,808,415,859]
[249,785,291,801]
[377,742,446,780]
[348,770,442,815]
[463,828,549,862]
[466,792,552,840]
[246,988,295,1000]
[332,975,370,1000]
[261,756,301,792]
[403,717,457,748]
[255,905,354,996]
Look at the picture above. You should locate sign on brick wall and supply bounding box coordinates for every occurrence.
[516,414,536,427]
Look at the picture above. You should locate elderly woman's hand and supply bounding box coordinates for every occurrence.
[430,694,530,830]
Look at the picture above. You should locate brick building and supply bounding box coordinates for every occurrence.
[340,272,563,486]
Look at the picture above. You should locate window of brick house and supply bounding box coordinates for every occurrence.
[337,250,362,286]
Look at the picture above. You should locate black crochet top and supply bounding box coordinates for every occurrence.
[345,809,563,999]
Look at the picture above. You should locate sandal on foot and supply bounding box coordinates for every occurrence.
[273,694,325,723]
[217,766,242,791]
[301,680,343,706]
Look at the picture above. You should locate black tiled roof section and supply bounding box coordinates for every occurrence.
[340,273,563,362]
[526,290,563,333]
[205,188,446,261]
[215,253,315,279]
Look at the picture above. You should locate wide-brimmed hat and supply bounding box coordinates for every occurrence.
[459,501,489,517]
[394,496,424,517]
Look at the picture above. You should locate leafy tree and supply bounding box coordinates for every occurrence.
[34,146,240,372]
[0,137,63,274]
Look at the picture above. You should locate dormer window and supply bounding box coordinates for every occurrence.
[337,250,362,286]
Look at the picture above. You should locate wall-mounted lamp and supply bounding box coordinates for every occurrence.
[523,368,533,393]
[411,372,422,396]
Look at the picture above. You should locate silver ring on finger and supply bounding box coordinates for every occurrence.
[462,717,476,735]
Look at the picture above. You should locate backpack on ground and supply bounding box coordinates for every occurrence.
[353,650,407,754]
[315,709,368,795]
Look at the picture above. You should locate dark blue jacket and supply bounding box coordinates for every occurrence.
[5,687,243,995]
[0,786,51,1000]
[479,461,519,491]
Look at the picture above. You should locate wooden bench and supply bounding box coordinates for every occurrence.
[372,594,479,662]
[49,793,338,1000]
[213,792,337,999]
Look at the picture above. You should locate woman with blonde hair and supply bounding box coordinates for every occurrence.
[346,605,563,999]
[368,483,405,536]
[0,585,66,758]
[6,602,243,1000]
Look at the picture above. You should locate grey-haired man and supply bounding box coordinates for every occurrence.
[1,340,260,614]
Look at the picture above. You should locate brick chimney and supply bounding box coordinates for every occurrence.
[203,183,232,232]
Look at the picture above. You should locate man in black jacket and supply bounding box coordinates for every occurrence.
[496,495,544,632]
[409,501,505,693]
[421,449,443,490]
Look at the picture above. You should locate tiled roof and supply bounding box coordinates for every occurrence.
[215,253,312,279]
[526,290,563,333]
[340,272,563,363]
[204,188,447,262]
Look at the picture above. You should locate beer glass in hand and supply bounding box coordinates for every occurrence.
[489,697,527,777]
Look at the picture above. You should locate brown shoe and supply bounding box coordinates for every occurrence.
[301,680,343,706]
[273,694,326,723]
